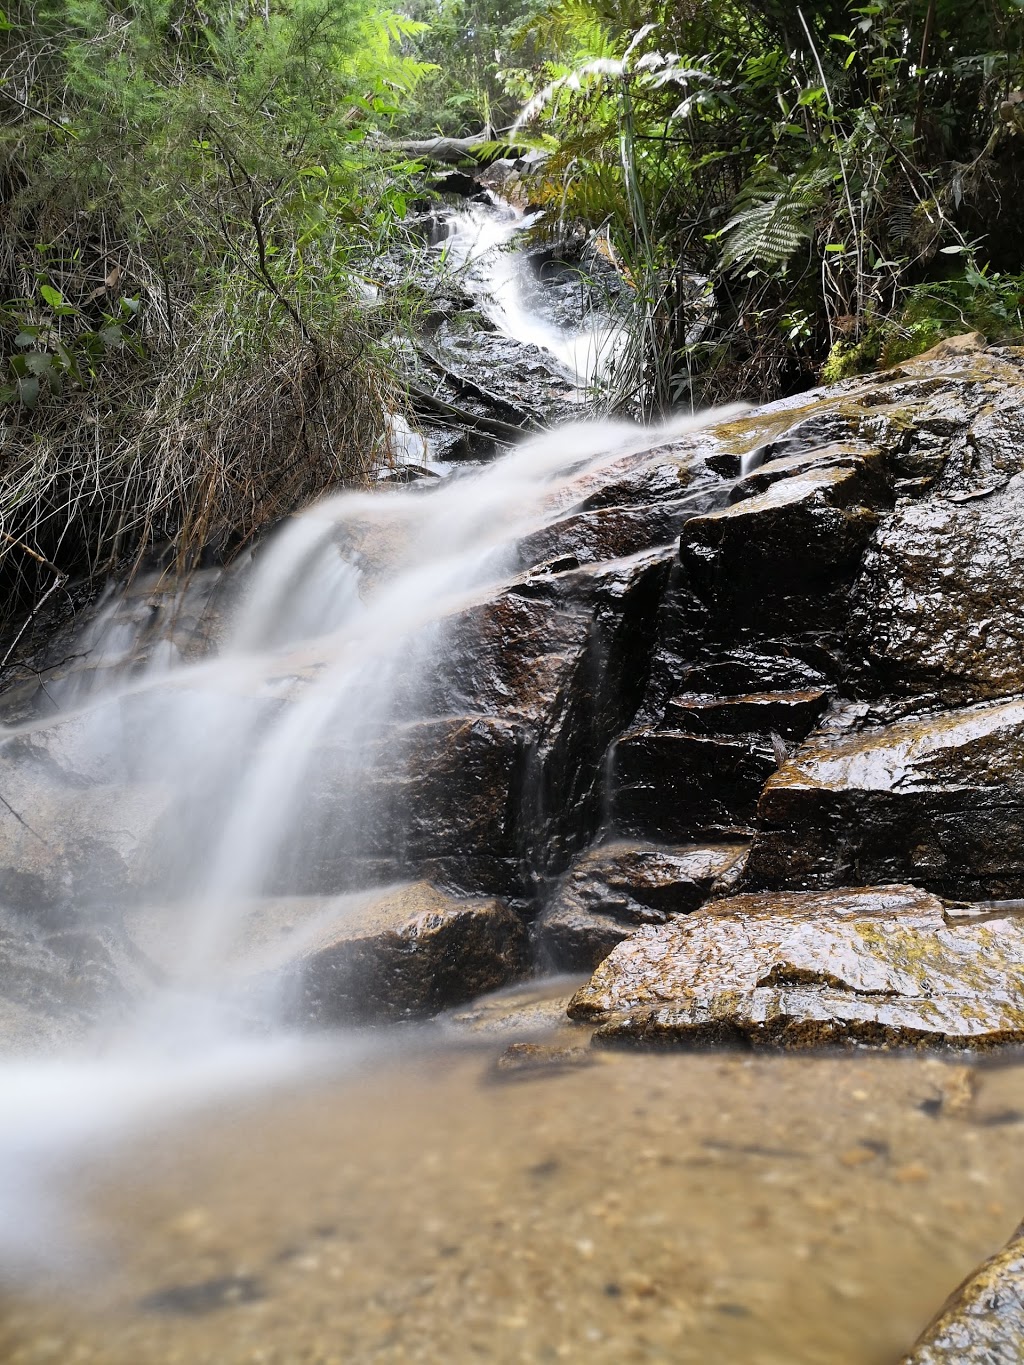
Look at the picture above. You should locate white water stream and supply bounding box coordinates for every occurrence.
[0,398,735,1280]
[434,200,626,389]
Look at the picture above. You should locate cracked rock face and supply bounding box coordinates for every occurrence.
[568,886,1024,1049]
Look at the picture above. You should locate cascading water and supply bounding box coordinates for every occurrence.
[431,199,625,390]
[0,408,738,1279]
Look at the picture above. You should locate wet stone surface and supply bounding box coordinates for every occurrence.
[256,881,531,1025]
[569,885,1024,1050]
[901,1218,1024,1363]
[533,839,748,971]
[852,472,1024,706]
[746,696,1024,900]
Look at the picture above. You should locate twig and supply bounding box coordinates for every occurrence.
[405,381,533,443]
[0,570,69,676]
[797,7,865,336]
[0,86,76,135]
[0,791,49,847]
[914,0,938,148]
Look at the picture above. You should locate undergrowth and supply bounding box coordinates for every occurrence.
[0,0,430,627]
[507,0,1024,414]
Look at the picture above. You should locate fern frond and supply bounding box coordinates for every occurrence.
[719,161,831,273]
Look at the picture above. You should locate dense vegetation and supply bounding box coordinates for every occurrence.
[503,0,1024,412]
[0,0,428,621]
[2,0,1023,629]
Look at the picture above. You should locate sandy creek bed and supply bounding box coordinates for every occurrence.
[2,991,1024,1365]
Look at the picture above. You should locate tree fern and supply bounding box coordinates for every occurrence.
[719,160,832,274]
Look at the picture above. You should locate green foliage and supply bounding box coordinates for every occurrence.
[513,0,1024,411]
[718,160,834,274]
[0,0,429,622]
[393,0,556,135]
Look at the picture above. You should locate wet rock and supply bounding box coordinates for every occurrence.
[731,441,882,498]
[0,905,155,1050]
[514,500,697,568]
[0,708,175,913]
[429,319,581,428]
[853,472,1024,705]
[746,696,1024,900]
[569,885,1024,1050]
[272,881,529,1024]
[609,727,778,842]
[304,714,532,899]
[439,978,586,1039]
[663,688,828,742]
[534,839,748,971]
[414,549,674,889]
[491,1039,598,1080]
[901,1218,1024,1362]
[139,1275,267,1316]
[680,461,885,624]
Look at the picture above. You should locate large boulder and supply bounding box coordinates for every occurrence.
[901,1218,1024,1363]
[533,839,747,970]
[568,885,1024,1050]
[248,881,530,1024]
[745,697,1024,900]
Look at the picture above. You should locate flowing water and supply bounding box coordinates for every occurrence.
[432,200,625,390]
[0,413,728,1277]
[0,223,1020,1361]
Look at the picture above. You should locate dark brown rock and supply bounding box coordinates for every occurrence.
[853,473,1024,705]
[663,688,828,741]
[680,460,886,620]
[609,727,778,842]
[534,839,748,971]
[491,1039,597,1079]
[569,885,1024,1050]
[300,714,531,899]
[746,697,1024,900]
[267,881,530,1024]
[901,1218,1024,1363]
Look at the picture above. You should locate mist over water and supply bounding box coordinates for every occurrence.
[0,399,741,1281]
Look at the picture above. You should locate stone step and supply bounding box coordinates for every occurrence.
[663,687,828,741]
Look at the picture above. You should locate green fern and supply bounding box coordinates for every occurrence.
[719,161,832,274]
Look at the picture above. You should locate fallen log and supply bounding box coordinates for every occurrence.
[387,132,493,166]
[405,380,535,445]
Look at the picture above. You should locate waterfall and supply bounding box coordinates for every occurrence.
[431,199,626,389]
[0,407,740,1279]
